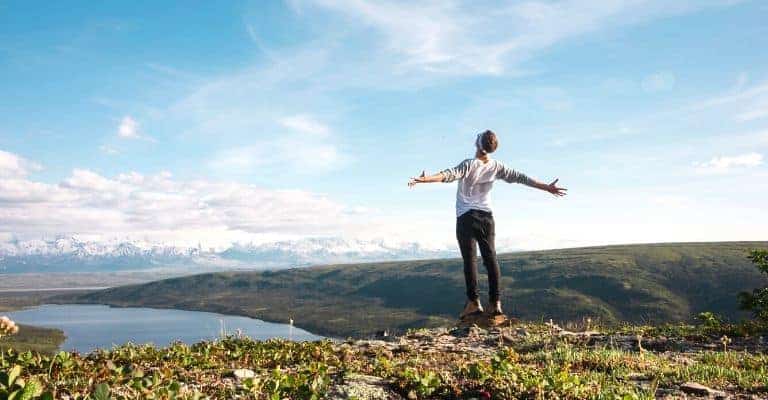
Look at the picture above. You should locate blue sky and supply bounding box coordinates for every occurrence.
[1,0,766,250]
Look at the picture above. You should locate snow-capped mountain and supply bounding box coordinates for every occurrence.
[0,236,205,273]
[0,236,457,273]
[221,237,454,265]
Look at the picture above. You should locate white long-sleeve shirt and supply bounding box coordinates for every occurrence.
[440,158,534,217]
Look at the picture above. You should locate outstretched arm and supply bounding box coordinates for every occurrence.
[408,170,445,187]
[497,163,567,197]
[526,178,568,197]
[409,159,471,188]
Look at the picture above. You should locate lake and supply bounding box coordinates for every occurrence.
[7,304,323,353]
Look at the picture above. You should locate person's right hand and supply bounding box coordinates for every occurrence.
[408,170,427,187]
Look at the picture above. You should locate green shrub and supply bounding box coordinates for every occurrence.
[0,365,52,400]
[738,250,768,322]
[695,312,723,330]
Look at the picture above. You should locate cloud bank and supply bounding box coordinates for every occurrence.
[695,152,764,174]
[0,150,360,246]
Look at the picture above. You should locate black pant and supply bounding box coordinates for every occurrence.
[456,209,501,303]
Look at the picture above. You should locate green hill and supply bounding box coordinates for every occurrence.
[62,242,768,337]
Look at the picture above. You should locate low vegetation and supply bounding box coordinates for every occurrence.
[1,244,767,398]
[0,325,65,355]
[0,320,766,399]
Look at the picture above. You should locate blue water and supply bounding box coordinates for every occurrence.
[7,304,323,353]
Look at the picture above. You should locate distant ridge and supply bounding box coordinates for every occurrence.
[62,241,768,337]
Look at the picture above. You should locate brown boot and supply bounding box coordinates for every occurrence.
[460,299,484,319]
[490,300,504,316]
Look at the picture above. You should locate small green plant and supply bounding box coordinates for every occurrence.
[738,250,768,322]
[695,312,723,330]
[0,365,51,400]
[399,368,442,397]
[92,383,110,400]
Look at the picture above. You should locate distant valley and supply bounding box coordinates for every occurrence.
[61,241,768,338]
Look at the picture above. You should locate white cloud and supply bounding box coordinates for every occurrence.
[0,150,42,177]
[61,169,125,192]
[292,0,743,76]
[279,137,341,170]
[0,150,361,243]
[208,137,344,174]
[735,99,768,122]
[117,116,139,138]
[99,145,119,155]
[695,152,763,174]
[641,71,676,93]
[279,114,330,136]
[208,146,265,171]
[690,80,768,111]
[117,116,154,141]
[170,49,347,175]
[202,113,343,174]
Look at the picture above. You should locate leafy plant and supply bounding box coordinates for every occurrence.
[0,365,52,400]
[92,383,110,400]
[695,312,723,330]
[738,250,768,322]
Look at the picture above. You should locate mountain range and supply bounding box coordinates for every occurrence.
[0,236,456,273]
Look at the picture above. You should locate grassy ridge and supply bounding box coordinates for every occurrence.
[0,291,53,313]
[62,242,768,337]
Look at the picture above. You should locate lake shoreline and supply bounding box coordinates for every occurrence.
[6,304,324,354]
[52,293,355,340]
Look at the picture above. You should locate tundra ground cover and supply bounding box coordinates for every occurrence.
[1,321,766,399]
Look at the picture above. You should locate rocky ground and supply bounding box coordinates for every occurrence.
[2,315,767,399]
[318,316,768,399]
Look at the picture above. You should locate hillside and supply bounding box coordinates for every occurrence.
[62,242,768,338]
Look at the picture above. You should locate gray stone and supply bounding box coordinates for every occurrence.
[327,374,403,400]
[231,369,255,381]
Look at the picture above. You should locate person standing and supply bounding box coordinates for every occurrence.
[408,130,567,318]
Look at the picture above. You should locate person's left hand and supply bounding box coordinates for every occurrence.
[547,178,567,196]
[408,170,427,188]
